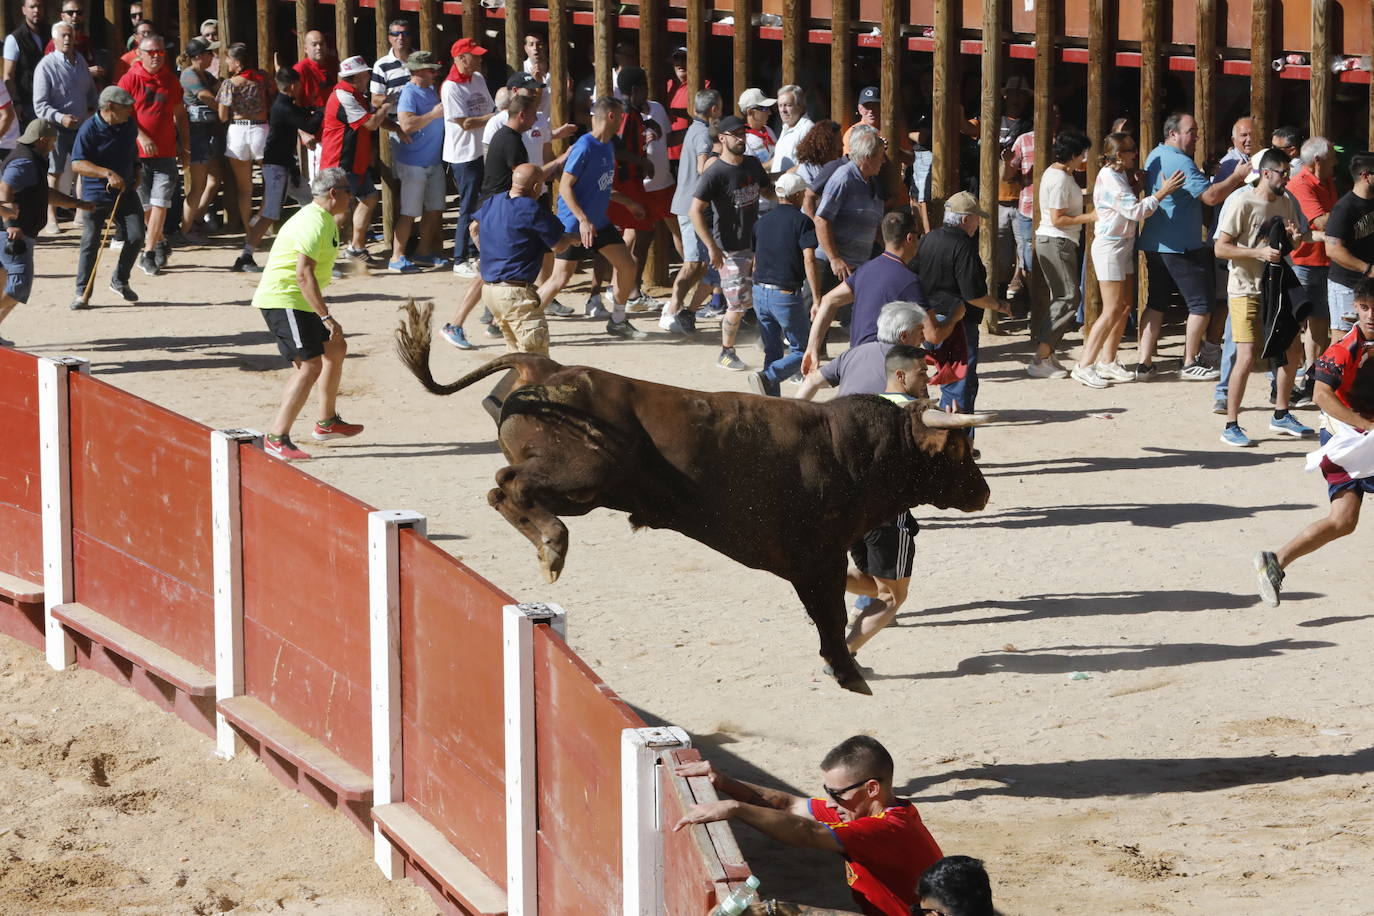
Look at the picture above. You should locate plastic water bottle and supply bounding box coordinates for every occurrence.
[711,876,761,916]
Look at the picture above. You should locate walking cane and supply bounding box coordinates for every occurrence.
[81,185,125,304]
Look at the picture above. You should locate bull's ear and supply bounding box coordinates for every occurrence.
[914,424,950,455]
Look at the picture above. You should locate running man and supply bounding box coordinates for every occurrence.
[252,166,364,460]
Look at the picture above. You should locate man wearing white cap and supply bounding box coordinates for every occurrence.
[320,55,389,261]
[746,170,817,396]
[739,88,776,163]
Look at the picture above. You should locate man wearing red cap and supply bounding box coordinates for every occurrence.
[441,37,493,276]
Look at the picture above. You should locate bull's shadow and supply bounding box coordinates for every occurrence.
[874,638,1333,681]
[899,588,1325,627]
[898,747,1374,803]
[978,445,1311,475]
[918,500,1313,530]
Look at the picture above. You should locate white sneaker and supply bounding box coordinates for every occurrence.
[585,292,610,319]
[1027,356,1069,379]
[1070,364,1109,389]
[1095,360,1135,382]
[452,258,479,278]
[626,293,663,313]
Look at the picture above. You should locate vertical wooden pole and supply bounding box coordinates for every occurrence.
[642,0,670,288]
[781,0,801,89]
[1138,0,1161,323]
[1193,0,1215,169]
[463,0,481,44]
[930,0,958,219]
[1251,0,1272,142]
[1083,0,1108,331]
[505,0,525,67]
[977,0,1002,334]
[549,0,569,134]
[594,0,613,96]
[417,0,437,54]
[297,0,315,59]
[376,0,394,247]
[178,1,193,60]
[1311,0,1331,141]
[218,0,231,76]
[336,0,354,67]
[686,0,705,102]
[1031,0,1052,229]
[258,0,277,76]
[830,0,851,125]
[734,0,752,109]
[880,0,899,154]
[99,0,119,64]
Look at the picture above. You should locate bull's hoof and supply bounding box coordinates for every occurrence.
[538,544,565,583]
[838,673,873,695]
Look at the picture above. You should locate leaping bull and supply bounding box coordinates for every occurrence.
[396,302,990,694]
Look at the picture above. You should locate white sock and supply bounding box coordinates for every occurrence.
[611,302,627,323]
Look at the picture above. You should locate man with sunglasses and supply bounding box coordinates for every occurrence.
[117,33,184,277]
[44,4,103,84]
[674,735,942,916]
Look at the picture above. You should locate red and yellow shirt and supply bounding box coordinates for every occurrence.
[809,798,943,916]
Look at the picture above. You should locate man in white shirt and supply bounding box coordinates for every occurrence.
[770,84,813,175]
[441,37,493,276]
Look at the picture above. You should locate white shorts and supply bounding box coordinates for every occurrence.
[395,162,447,217]
[225,121,268,162]
[1091,236,1136,282]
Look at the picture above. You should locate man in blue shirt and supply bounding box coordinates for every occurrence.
[477,162,573,356]
[390,50,447,273]
[69,84,143,309]
[814,126,885,283]
[1136,111,1247,380]
[536,96,648,340]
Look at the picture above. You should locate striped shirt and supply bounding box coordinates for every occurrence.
[369,52,408,105]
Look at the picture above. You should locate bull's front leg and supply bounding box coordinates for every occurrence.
[791,558,872,696]
[489,465,572,583]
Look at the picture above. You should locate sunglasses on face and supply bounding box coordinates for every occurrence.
[62,9,81,15]
[823,776,872,805]
[390,30,410,37]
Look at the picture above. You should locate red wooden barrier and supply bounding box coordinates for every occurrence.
[398,528,510,879]
[239,445,373,774]
[533,625,645,914]
[68,374,215,669]
[0,347,43,649]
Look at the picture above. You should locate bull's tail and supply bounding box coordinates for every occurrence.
[395,299,563,396]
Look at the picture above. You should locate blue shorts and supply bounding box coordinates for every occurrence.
[1,239,34,303]
[1319,429,1374,501]
[676,211,709,264]
[346,170,378,201]
[1144,247,1218,316]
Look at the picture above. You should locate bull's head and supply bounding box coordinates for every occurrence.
[907,408,991,512]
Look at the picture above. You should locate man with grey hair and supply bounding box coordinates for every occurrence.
[660,87,723,334]
[70,84,142,308]
[1285,134,1338,403]
[814,126,885,284]
[252,166,362,461]
[769,84,813,175]
[795,300,928,400]
[33,19,95,233]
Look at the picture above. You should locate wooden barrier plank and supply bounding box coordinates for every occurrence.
[0,349,42,583]
[218,695,372,799]
[372,803,508,915]
[53,601,215,696]
[0,571,42,604]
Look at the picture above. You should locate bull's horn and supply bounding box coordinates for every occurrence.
[922,409,997,429]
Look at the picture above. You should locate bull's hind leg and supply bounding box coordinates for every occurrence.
[488,456,613,583]
[792,559,872,696]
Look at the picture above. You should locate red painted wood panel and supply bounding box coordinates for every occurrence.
[661,760,720,914]
[67,375,214,668]
[0,348,41,582]
[240,445,373,772]
[398,530,511,881]
[532,626,644,914]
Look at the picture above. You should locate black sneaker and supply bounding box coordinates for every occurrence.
[138,251,161,276]
[154,240,170,268]
[606,317,648,340]
[1254,550,1284,607]
[109,279,138,302]
[231,254,261,273]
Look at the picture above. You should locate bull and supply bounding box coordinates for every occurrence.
[396,302,990,694]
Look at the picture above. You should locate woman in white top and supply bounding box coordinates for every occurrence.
[1029,127,1095,379]
[1073,132,1185,387]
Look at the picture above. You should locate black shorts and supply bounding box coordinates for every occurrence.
[849,512,918,581]
[555,223,626,261]
[1144,248,1218,316]
[262,307,328,364]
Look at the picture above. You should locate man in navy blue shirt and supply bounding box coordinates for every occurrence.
[748,171,818,396]
[537,96,648,340]
[70,84,143,309]
[477,163,573,356]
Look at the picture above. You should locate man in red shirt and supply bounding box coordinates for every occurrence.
[292,30,336,109]
[1256,279,1374,607]
[1286,136,1339,398]
[320,54,388,260]
[674,736,942,916]
[117,32,184,277]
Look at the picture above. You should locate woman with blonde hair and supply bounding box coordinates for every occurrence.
[1071,131,1184,387]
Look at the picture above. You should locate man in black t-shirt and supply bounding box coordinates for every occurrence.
[690,115,772,371]
[1323,152,1374,335]
[479,92,537,203]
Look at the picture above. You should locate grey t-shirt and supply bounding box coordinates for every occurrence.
[820,340,895,397]
[670,118,712,217]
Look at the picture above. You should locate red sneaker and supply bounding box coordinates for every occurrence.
[312,415,365,441]
[264,435,310,460]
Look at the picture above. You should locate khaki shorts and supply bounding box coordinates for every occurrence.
[1228,295,1262,344]
[484,282,548,356]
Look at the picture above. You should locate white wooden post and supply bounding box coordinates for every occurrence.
[622,726,692,915]
[211,429,262,760]
[39,357,88,671]
[503,602,567,916]
[368,509,427,879]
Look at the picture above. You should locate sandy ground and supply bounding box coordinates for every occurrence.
[3,225,1374,915]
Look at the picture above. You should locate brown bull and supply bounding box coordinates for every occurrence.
[397,302,990,694]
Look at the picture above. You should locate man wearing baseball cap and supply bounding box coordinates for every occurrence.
[390,49,448,273]
[70,85,143,308]
[738,88,777,164]
[0,119,92,340]
[746,170,817,396]
[441,37,494,276]
[844,86,880,155]
[320,54,389,263]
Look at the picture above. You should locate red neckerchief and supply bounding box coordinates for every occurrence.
[239,67,266,86]
[445,66,473,83]
[746,127,774,151]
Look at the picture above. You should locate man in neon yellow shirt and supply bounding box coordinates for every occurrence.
[252,165,362,460]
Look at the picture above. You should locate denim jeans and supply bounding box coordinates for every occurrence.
[754,284,810,391]
[76,193,144,295]
[1328,279,1356,333]
[449,158,484,262]
[939,315,981,414]
[1011,212,1033,273]
[1214,317,1236,401]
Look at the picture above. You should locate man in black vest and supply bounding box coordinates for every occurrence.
[0,120,92,343]
[4,0,45,122]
